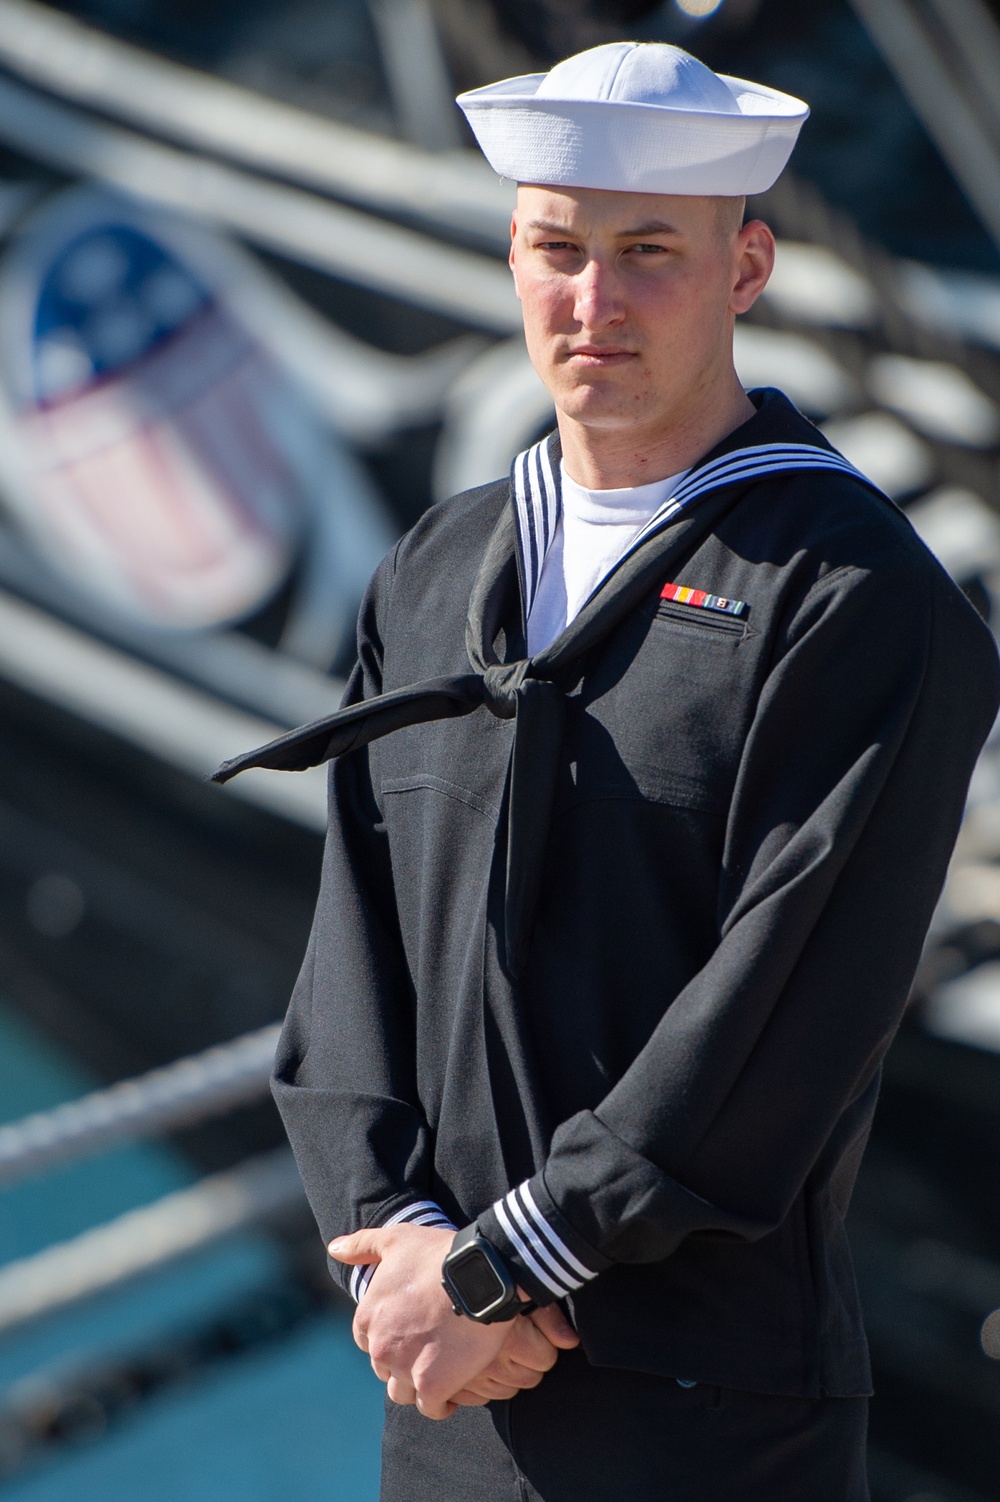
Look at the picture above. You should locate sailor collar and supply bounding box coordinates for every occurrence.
[512,389,875,624]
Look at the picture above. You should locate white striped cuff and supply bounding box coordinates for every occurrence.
[492,1181,600,1300]
[348,1200,456,1303]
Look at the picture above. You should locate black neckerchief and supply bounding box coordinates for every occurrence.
[213,390,889,976]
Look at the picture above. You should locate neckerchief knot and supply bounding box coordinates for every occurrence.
[481,660,529,719]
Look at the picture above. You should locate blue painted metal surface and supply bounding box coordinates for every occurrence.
[0,1001,384,1499]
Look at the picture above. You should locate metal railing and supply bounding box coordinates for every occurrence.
[0,1023,280,1186]
[0,1025,308,1338]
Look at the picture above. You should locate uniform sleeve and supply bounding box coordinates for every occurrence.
[479,549,1000,1303]
[270,548,452,1299]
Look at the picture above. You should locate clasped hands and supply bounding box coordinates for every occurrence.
[329,1223,579,1419]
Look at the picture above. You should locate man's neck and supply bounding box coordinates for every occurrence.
[557,377,755,491]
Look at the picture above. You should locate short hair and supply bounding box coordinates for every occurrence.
[716,196,746,241]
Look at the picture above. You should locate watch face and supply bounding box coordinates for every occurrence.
[450,1249,506,1314]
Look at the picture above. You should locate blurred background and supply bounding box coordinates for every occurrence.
[0,0,996,1497]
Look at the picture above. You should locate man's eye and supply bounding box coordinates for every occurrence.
[630,243,668,254]
[537,240,577,252]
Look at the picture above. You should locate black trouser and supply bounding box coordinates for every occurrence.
[380,1350,869,1502]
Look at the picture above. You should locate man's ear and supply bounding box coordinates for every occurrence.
[509,211,520,298]
[730,219,775,316]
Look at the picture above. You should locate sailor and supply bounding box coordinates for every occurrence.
[215,41,1000,1501]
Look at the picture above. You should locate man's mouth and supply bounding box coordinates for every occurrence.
[565,345,636,366]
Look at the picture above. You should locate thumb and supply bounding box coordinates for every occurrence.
[529,1303,580,1350]
[328,1229,386,1265]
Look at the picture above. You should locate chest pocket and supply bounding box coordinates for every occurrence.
[654,598,747,640]
[562,596,758,815]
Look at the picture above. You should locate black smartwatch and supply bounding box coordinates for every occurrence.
[441,1224,531,1323]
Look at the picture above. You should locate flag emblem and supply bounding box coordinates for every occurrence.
[660,582,747,618]
[0,194,303,630]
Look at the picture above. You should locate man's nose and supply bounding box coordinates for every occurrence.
[572,259,625,330]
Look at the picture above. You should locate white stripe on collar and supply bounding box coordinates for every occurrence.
[510,436,876,622]
[513,439,561,617]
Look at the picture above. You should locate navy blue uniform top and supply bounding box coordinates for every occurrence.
[269,391,1000,1397]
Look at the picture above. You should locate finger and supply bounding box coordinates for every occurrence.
[471,1379,521,1401]
[387,1375,418,1406]
[501,1319,559,1371]
[371,1359,391,1382]
[478,1350,547,1388]
[352,1314,369,1354]
[450,1389,493,1408]
[416,1395,458,1420]
[529,1304,580,1349]
[452,1361,536,1400]
[328,1230,386,1265]
[451,1373,508,1400]
[498,1361,544,1391]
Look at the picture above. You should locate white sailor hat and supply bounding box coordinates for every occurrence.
[457,41,808,197]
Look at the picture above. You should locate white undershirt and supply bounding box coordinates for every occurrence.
[526,461,689,656]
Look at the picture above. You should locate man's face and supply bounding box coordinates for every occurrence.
[509,186,773,437]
